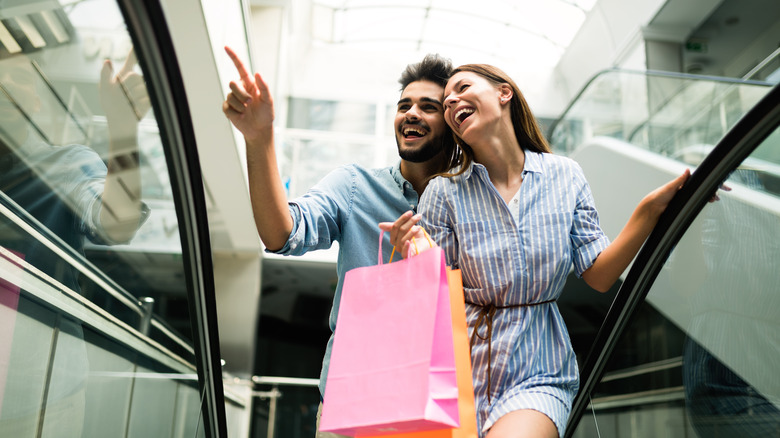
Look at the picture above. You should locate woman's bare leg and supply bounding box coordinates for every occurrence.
[485,409,558,438]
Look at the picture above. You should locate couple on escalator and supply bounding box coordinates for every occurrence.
[223,47,688,438]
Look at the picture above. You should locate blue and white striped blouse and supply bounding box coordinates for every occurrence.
[419,151,610,437]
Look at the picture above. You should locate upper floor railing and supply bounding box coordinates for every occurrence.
[548,69,773,164]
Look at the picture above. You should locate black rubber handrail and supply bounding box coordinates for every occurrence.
[118,0,227,436]
[565,82,780,437]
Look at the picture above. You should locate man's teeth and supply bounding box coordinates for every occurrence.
[404,127,425,137]
[455,107,474,124]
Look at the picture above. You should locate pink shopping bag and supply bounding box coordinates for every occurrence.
[319,232,459,436]
[362,268,478,438]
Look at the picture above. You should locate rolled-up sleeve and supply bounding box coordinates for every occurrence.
[570,169,610,276]
[268,165,355,256]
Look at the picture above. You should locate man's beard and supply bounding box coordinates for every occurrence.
[396,133,445,163]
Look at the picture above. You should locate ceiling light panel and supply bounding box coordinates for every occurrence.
[342,0,423,7]
[332,7,426,43]
[15,15,46,48]
[0,21,22,53]
[39,10,69,43]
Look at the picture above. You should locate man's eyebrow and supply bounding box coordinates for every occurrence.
[396,97,443,106]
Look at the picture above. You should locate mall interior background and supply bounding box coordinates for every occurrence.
[0,0,778,436]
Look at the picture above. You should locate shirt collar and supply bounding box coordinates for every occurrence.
[523,150,544,174]
[390,160,412,191]
[464,150,545,179]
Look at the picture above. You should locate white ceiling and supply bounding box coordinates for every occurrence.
[283,0,597,111]
[312,0,596,69]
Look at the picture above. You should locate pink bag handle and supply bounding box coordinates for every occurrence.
[378,231,386,265]
[378,229,434,265]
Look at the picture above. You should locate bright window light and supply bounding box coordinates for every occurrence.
[311,0,594,83]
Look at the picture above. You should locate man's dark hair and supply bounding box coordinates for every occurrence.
[398,53,453,90]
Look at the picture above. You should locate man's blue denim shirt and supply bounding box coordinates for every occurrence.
[268,161,419,397]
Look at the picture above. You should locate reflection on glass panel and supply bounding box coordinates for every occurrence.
[287,97,376,134]
[574,125,780,437]
[0,0,187,331]
[733,127,780,196]
[0,0,202,436]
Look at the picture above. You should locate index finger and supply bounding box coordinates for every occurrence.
[225,46,250,80]
[394,212,420,228]
[117,47,138,77]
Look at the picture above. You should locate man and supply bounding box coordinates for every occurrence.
[222,47,454,436]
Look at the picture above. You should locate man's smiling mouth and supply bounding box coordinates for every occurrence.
[402,126,426,138]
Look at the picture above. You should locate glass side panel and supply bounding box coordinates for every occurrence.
[572,123,780,437]
[0,0,203,436]
[0,0,190,343]
[550,71,772,165]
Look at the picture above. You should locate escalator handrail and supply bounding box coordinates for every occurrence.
[564,82,780,437]
[118,0,227,436]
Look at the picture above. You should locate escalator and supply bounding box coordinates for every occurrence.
[549,69,780,437]
[0,0,241,436]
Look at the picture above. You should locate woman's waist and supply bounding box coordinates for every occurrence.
[463,287,559,308]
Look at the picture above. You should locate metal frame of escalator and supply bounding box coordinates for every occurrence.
[564,83,780,437]
[117,1,228,436]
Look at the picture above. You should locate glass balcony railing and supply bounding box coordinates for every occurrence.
[549,69,773,164]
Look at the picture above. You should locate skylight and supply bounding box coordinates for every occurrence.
[312,0,596,74]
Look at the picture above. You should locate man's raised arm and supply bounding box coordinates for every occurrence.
[222,46,292,251]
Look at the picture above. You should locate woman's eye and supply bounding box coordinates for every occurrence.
[459,84,470,92]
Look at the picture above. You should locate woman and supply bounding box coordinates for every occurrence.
[380,64,690,438]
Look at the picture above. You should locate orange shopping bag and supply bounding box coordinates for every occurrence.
[363,268,478,438]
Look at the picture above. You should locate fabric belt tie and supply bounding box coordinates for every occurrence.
[466,299,555,403]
